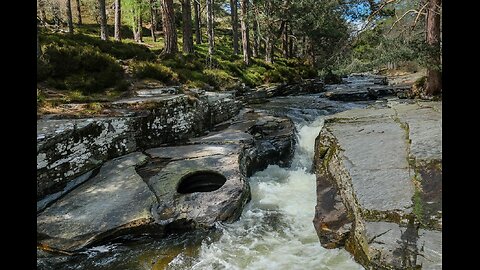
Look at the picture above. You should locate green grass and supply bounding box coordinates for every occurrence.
[38,24,318,98]
[40,31,155,61]
[39,42,125,93]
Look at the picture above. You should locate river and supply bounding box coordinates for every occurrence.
[38,94,370,270]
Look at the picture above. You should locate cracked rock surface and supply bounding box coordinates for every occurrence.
[37,108,295,253]
[313,100,441,269]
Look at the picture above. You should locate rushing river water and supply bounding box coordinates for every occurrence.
[38,95,370,270]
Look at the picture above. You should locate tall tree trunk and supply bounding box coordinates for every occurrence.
[150,0,157,42]
[240,0,250,65]
[37,27,41,59]
[133,4,141,43]
[308,38,316,67]
[38,0,47,23]
[206,0,215,62]
[98,0,108,40]
[182,0,194,53]
[230,0,239,55]
[75,0,82,24]
[301,36,306,57]
[289,28,294,57]
[52,1,63,25]
[282,21,288,58]
[265,37,274,63]
[425,0,441,96]
[161,0,178,54]
[65,0,74,34]
[252,18,259,57]
[114,0,121,41]
[133,14,140,42]
[137,12,143,42]
[193,0,202,44]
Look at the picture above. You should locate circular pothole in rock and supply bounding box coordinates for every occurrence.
[177,171,227,194]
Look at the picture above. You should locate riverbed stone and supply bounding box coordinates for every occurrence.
[37,152,157,252]
[314,100,442,269]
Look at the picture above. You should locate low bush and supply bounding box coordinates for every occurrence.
[39,43,125,93]
[132,61,178,84]
[203,69,236,89]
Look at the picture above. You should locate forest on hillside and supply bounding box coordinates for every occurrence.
[37,0,441,108]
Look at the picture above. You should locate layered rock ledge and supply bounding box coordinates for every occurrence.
[37,92,240,199]
[323,74,411,101]
[37,108,295,253]
[313,100,441,269]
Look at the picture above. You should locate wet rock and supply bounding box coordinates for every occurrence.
[37,152,158,252]
[190,108,295,176]
[242,114,296,176]
[239,79,325,104]
[322,74,413,102]
[136,87,180,97]
[313,101,442,269]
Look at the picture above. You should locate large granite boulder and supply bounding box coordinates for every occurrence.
[37,108,296,253]
[145,144,250,230]
[313,101,441,269]
[37,152,158,251]
[37,92,240,200]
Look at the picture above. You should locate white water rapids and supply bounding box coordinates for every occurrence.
[168,118,363,270]
[38,96,369,270]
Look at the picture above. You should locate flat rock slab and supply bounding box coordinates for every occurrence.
[324,107,414,213]
[37,152,156,251]
[146,144,241,160]
[314,100,442,269]
[364,222,442,269]
[391,102,442,161]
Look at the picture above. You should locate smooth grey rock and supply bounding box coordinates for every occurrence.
[325,108,413,213]
[136,87,179,97]
[362,222,442,269]
[37,170,94,213]
[147,144,241,160]
[314,101,442,270]
[391,103,442,161]
[37,152,156,251]
[147,147,249,228]
[37,93,240,199]
[417,229,442,269]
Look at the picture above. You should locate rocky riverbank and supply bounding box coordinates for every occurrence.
[37,102,295,252]
[313,100,442,269]
[37,72,438,269]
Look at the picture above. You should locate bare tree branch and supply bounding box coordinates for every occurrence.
[412,2,429,30]
[389,10,417,31]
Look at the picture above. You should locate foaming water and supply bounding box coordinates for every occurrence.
[168,118,363,270]
[38,98,369,270]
